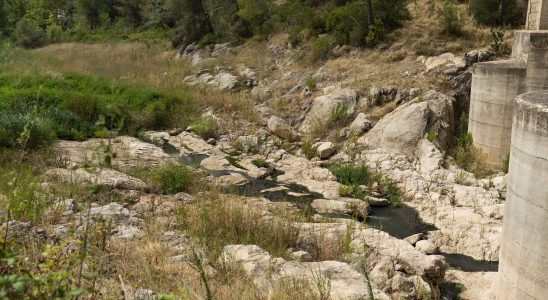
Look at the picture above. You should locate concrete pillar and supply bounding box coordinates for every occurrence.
[524,31,548,91]
[526,0,548,30]
[497,91,548,300]
[468,61,526,168]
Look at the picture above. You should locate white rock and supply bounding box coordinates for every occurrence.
[349,113,372,134]
[316,142,336,159]
[301,88,357,132]
[415,240,439,254]
[267,116,299,141]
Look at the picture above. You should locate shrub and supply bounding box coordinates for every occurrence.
[151,163,192,194]
[251,159,269,168]
[237,0,274,35]
[372,0,411,29]
[310,36,332,63]
[490,28,511,55]
[301,140,317,160]
[0,113,56,150]
[326,1,369,46]
[189,117,218,139]
[365,20,387,47]
[305,76,317,91]
[469,0,524,27]
[46,24,64,43]
[330,103,350,125]
[12,19,47,49]
[329,163,372,187]
[441,0,463,36]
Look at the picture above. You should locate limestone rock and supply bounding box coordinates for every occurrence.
[367,196,391,207]
[358,102,430,155]
[311,198,369,219]
[267,116,299,141]
[301,88,357,132]
[404,233,424,246]
[349,113,372,134]
[424,53,466,72]
[290,250,313,262]
[45,168,147,191]
[316,142,336,159]
[415,240,439,254]
[417,139,443,174]
[221,244,388,300]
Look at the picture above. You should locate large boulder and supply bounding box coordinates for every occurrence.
[221,245,390,300]
[358,101,430,155]
[300,88,358,133]
[358,91,455,154]
[268,116,299,141]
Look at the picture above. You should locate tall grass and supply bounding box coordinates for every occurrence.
[177,195,299,259]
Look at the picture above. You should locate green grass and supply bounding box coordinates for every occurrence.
[251,159,269,168]
[328,162,402,205]
[150,163,194,194]
[0,73,201,149]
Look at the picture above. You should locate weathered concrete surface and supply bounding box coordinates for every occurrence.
[468,60,526,167]
[526,0,548,30]
[497,91,548,300]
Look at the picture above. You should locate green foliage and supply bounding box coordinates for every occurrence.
[365,19,386,46]
[0,113,56,150]
[453,114,492,176]
[237,0,274,35]
[251,159,269,168]
[329,103,350,125]
[305,76,317,91]
[12,18,47,48]
[0,73,201,150]
[469,0,524,27]
[326,1,369,46]
[189,117,218,139]
[0,241,84,299]
[427,129,438,143]
[301,140,318,160]
[441,0,463,36]
[46,24,64,43]
[310,35,332,62]
[490,28,511,55]
[0,165,47,223]
[329,162,402,205]
[329,163,372,187]
[151,163,193,194]
[372,0,410,30]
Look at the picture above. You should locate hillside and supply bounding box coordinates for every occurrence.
[0,0,529,299]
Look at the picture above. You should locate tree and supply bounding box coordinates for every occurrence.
[171,0,213,47]
[366,0,373,26]
[77,0,106,29]
[117,0,145,26]
[469,0,524,27]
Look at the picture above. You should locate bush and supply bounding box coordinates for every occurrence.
[188,117,218,139]
[310,36,332,62]
[151,163,193,194]
[301,140,317,160]
[469,0,524,27]
[329,163,373,187]
[237,0,274,35]
[326,1,369,46]
[441,0,463,36]
[0,113,56,150]
[46,24,64,43]
[12,19,47,49]
[372,0,411,29]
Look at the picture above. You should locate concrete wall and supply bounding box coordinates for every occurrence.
[497,91,548,300]
[468,61,526,167]
[526,0,548,30]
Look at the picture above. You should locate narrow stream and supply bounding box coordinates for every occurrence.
[156,139,500,283]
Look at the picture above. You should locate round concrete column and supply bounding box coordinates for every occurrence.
[469,61,526,168]
[497,91,548,299]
